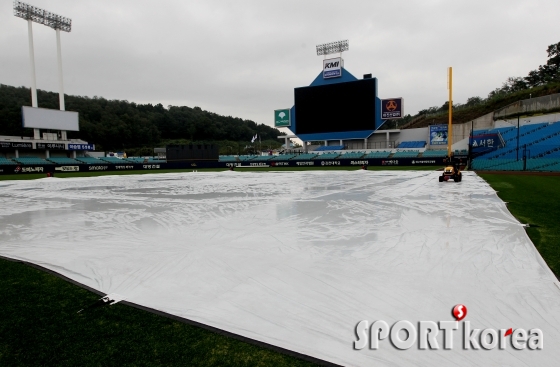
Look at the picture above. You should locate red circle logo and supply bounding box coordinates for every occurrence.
[386,100,397,111]
[452,304,467,321]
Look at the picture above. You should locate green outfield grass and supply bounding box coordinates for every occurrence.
[2,169,556,366]
[479,174,560,277]
[0,258,315,367]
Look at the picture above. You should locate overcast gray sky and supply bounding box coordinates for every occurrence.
[2,0,559,133]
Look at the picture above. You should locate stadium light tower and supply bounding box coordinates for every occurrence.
[316,40,349,58]
[13,1,72,111]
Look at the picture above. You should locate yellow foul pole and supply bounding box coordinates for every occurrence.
[448,67,453,157]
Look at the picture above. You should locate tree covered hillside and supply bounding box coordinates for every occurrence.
[0,85,283,154]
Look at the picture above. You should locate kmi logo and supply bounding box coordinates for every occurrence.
[323,57,342,79]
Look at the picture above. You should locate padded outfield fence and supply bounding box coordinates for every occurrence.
[0,157,446,175]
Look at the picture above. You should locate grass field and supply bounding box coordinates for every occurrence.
[478,174,560,277]
[1,169,558,366]
[0,258,316,367]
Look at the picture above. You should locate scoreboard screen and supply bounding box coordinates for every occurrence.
[294,79,376,135]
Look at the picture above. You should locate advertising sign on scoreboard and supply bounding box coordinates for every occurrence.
[323,57,342,79]
[381,98,404,119]
[274,109,291,127]
[429,125,448,145]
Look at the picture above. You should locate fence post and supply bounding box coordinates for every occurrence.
[523,145,527,171]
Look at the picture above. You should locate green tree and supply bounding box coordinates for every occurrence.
[0,84,283,152]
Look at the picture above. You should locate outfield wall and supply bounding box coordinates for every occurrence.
[0,158,445,175]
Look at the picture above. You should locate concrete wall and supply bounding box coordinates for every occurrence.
[496,112,560,128]
[428,112,495,150]
[367,133,390,143]
[364,128,429,149]
[395,127,429,144]
[494,93,560,119]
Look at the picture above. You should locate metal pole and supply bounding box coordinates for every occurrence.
[56,28,65,111]
[469,120,473,166]
[27,19,38,107]
[517,113,520,161]
[523,146,527,171]
[448,67,453,158]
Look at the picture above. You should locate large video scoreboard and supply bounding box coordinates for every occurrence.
[294,78,377,135]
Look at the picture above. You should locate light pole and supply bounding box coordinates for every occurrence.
[517,103,523,161]
[14,1,72,112]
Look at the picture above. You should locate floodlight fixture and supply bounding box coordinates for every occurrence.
[316,40,349,56]
[13,1,72,32]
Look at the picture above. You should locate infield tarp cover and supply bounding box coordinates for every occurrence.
[1,171,559,366]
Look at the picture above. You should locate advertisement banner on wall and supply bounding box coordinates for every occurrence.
[323,57,342,79]
[470,133,500,152]
[68,143,95,151]
[36,143,66,150]
[274,109,291,127]
[381,98,404,119]
[0,141,33,150]
[429,125,448,145]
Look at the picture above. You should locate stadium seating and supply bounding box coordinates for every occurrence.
[422,150,448,157]
[542,161,560,171]
[126,157,165,164]
[76,157,105,164]
[337,152,365,159]
[48,157,82,165]
[486,160,524,171]
[527,158,560,170]
[291,153,318,160]
[476,122,560,161]
[238,155,258,161]
[398,141,426,148]
[270,154,296,161]
[250,155,273,162]
[101,157,132,164]
[363,151,391,159]
[472,129,489,136]
[0,157,17,165]
[472,121,560,171]
[313,153,341,159]
[392,150,420,158]
[315,145,344,151]
[12,157,53,165]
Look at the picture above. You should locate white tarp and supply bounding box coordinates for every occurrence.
[1,171,559,366]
